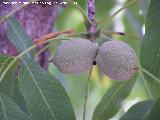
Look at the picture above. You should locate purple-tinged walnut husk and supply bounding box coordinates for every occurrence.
[53,38,99,74]
[96,40,138,80]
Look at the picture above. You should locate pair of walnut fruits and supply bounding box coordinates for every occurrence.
[52,38,138,80]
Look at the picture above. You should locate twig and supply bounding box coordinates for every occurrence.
[83,66,93,120]
[102,30,140,40]
[35,29,75,46]
[100,33,115,41]
[87,0,97,42]
[35,36,70,58]
[35,44,51,59]
[98,0,139,30]
[0,0,39,25]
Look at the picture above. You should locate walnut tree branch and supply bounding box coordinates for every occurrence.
[87,0,97,42]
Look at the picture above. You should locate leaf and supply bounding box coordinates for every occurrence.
[76,0,86,10]
[12,79,30,117]
[7,17,35,59]
[0,55,19,96]
[0,55,13,75]
[95,0,115,20]
[120,100,154,120]
[56,7,86,33]
[0,92,29,120]
[140,0,160,98]
[116,1,142,57]
[120,99,160,120]
[7,17,75,119]
[145,98,160,120]
[92,74,138,120]
[139,0,150,17]
[19,58,76,120]
[123,9,143,37]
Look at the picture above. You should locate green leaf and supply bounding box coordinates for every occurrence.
[76,0,86,10]
[56,7,86,33]
[140,0,160,98]
[121,99,160,120]
[139,0,150,17]
[92,74,138,120]
[117,1,142,57]
[123,8,143,37]
[95,0,115,20]
[0,92,29,120]
[19,58,76,120]
[120,100,154,120]
[0,55,19,96]
[12,79,30,116]
[7,17,35,59]
[124,0,144,37]
[145,99,160,120]
[0,55,13,75]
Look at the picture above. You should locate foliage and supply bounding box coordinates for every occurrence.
[0,0,160,120]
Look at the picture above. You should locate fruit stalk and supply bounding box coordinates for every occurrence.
[83,1,97,120]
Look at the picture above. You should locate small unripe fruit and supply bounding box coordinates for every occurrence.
[53,38,98,74]
[96,40,138,80]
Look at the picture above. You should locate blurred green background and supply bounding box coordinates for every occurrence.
[48,0,150,119]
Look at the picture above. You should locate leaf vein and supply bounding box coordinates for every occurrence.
[0,96,8,120]
[23,60,57,120]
